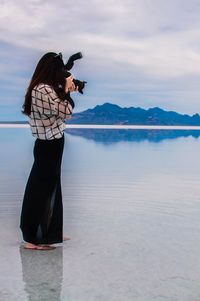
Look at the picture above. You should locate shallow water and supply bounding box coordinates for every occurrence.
[1,128,200,301]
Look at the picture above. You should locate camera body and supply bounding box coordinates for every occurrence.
[64,52,87,94]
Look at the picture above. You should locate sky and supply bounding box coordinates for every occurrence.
[1,0,200,120]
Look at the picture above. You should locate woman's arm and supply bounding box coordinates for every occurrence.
[33,84,73,120]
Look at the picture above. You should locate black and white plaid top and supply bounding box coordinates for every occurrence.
[29,83,74,140]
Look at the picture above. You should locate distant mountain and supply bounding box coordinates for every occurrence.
[0,121,28,124]
[1,103,200,125]
[68,103,200,125]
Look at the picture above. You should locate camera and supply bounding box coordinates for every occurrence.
[64,52,87,94]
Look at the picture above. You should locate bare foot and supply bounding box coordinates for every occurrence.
[23,243,56,250]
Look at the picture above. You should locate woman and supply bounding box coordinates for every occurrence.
[20,52,77,250]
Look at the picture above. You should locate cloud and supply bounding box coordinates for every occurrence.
[1,0,200,118]
[1,0,200,79]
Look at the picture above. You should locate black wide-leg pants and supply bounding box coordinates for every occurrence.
[20,135,65,245]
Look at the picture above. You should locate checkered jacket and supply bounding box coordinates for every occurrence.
[29,83,74,140]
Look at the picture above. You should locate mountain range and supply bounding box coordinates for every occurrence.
[1,103,200,125]
[68,103,200,125]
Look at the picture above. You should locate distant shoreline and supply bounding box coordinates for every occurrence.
[1,124,200,130]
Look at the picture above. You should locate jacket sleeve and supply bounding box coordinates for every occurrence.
[34,85,73,120]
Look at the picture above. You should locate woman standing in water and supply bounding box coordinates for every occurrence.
[20,52,77,250]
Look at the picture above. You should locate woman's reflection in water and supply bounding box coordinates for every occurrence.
[19,246,63,301]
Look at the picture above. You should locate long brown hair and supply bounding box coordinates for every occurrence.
[22,52,66,116]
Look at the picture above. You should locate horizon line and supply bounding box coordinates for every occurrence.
[1,124,200,130]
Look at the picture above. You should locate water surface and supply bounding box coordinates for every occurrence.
[1,128,200,301]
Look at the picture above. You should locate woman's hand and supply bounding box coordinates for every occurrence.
[65,75,79,93]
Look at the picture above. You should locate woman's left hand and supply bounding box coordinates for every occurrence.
[65,76,79,93]
[69,83,79,92]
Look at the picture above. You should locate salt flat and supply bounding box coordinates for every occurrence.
[1,128,200,301]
